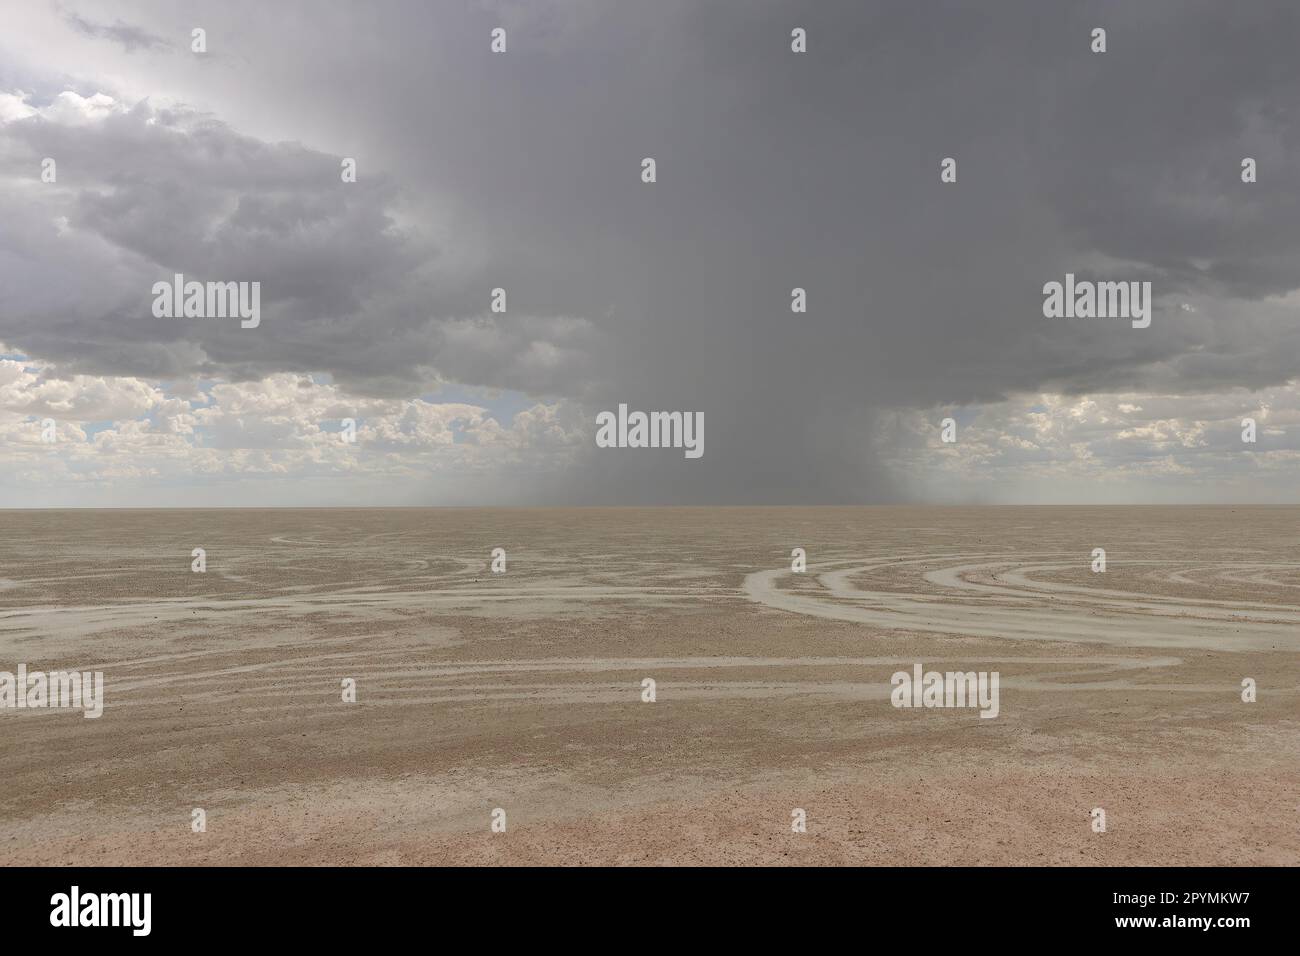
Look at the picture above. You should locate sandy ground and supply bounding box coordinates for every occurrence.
[0,506,1296,866]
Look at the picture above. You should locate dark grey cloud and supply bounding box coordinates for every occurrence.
[0,98,597,400]
[63,11,170,53]
[4,0,1300,503]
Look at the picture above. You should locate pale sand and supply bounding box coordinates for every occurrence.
[0,506,1296,865]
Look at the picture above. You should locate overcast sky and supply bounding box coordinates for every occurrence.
[2,0,1299,506]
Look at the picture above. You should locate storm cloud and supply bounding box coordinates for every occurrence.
[2,0,1299,505]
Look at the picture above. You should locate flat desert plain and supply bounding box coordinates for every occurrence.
[0,506,1296,866]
